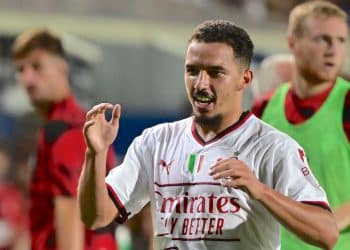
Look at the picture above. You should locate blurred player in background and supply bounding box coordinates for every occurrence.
[78,20,338,250]
[252,1,350,249]
[12,28,118,250]
[251,53,294,117]
[0,142,29,250]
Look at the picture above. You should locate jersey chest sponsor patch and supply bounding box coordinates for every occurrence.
[153,145,249,240]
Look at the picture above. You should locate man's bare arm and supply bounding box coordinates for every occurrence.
[210,158,339,250]
[256,185,338,249]
[334,202,350,232]
[55,196,84,250]
[78,103,121,229]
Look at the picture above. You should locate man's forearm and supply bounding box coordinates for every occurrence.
[78,149,117,229]
[334,202,350,232]
[55,197,84,250]
[257,185,338,249]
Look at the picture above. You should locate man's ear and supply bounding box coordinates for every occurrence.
[287,35,296,51]
[238,69,253,91]
[60,59,69,75]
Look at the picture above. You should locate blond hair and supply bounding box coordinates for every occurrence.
[287,0,347,37]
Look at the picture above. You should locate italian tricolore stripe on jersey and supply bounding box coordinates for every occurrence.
[188,154,204,174]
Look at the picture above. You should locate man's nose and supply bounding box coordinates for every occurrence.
[194,70,210,90]
[18,67,36,87]
[324,37,343,57]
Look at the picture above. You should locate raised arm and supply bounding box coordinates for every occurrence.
[209,158,339,250]
[78,103,121,230]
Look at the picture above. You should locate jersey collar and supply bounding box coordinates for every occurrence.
[191,111,252,146]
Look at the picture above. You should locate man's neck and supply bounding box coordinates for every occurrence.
[194,110,243,142]
[35,94,70,120]
[293,75,335,99]
[35,103,51,119]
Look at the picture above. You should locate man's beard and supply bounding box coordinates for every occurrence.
[194,113,223,130]
[301,64,337,84]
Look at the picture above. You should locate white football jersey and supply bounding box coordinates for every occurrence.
[106,113,329,250]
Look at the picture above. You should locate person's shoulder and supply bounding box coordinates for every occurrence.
[345,88,350,108]
[343,89,350,126]
[338,77,350,115]
[251,115,299,148]
[43,120,83,145]
[46,124,85,155]
[43,120,71,144]
[251,90,275,118]
[57,95,86,125]
[49,127,86,165]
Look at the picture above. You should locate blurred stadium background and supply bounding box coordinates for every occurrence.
[0,1,349,249]
[0,0,349,156]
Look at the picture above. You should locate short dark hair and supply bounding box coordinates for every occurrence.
[11,28,65,60]
[188,20,254,68]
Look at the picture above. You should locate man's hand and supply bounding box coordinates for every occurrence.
[209,158,265,199]
[83,103,121,154]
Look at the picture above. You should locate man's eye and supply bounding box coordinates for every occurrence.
[338,37,346,44]
[32,62,42,71]
[15,66,24,73]
[208,71,222,78]
[187,69,199,76]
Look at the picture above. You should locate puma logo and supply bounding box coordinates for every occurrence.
[159,160,173,176]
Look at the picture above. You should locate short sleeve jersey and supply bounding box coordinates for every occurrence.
[106,113,329,250]
[30,95,117,250]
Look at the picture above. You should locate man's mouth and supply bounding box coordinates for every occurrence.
[324,62,335,68]
[193,92,216,104]
[26,86,36,96]
[192,92,216,112]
